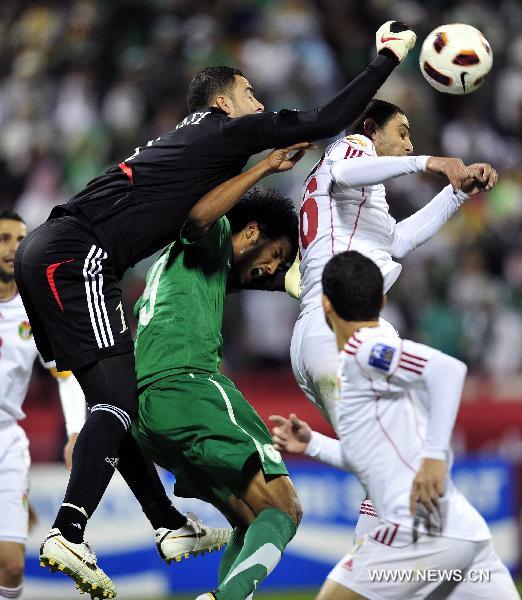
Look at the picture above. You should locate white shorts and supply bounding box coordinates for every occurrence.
[0,422,30,543]
[290,307,339,421]
[291,308,396,541]
[328,525,518,599]
[291,308,398,420]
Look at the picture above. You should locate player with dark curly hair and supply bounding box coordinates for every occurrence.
[133,148,307,600]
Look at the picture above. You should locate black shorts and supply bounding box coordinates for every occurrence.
[14,216,134,371]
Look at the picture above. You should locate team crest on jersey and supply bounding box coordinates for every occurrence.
[263,444,283,464]
[369,343,395,371]
[344,135,368,148]
[18,320,32,340]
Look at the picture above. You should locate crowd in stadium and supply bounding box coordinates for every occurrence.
[0,0,520,376]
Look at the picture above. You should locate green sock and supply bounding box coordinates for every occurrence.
[215,508,297,600]
[218,528,245,585]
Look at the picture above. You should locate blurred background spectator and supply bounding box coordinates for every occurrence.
[0,0,520,461]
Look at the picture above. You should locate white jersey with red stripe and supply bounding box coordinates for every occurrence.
[0,292,39,424]
[299,134,398,316]
[0,292,86,431]
[335,324,490,542]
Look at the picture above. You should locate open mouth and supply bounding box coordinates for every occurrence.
[250,267,264,280]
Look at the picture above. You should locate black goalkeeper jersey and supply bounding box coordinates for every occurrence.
[50,54,397,279]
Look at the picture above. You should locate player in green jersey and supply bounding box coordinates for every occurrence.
[133,143,310,600]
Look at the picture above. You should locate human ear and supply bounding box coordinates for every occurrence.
[364,117,378,140]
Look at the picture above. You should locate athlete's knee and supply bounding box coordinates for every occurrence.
[0,555,24,587]
[280,479,303,526]
[242,465,302,527]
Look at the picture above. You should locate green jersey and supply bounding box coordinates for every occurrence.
[134,217,232,389]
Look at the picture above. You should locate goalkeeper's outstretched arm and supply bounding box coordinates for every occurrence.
[224,22,417,149]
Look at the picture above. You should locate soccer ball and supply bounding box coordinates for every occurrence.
[419,24,493,95]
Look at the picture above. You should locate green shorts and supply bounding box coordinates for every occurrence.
[134,372,288,504]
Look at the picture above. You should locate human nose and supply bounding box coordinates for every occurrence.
[255,97,264,112]
[268,258,283,275]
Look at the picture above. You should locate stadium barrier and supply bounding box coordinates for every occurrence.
[24,456,519,598]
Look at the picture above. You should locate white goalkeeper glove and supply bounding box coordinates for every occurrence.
[284,255,301,299]
[376,21,416,63]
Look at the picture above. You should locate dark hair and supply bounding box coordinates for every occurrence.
[227,188,298,264]
[0,210,25,224]
[348,99,404,136]
[322,251,383,321]
[187,66,245,113]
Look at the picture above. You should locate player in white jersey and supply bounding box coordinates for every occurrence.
[274,251,518,599]
[290,99,497,535]
[0,211,86,600]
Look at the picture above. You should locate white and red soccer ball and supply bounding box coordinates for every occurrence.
[419,23,493,95]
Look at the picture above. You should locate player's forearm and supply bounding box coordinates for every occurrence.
[391,185,468,258]
[422,354,467,460]
[294,54,398,142]
[240,54,398,149]
[185,160,270,239]
[305,430,348,469]
[332,155,429,188]
[55,371,87,436]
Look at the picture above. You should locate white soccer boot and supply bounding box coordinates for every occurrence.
[195,594,216,600]
[40,528,116,599]
[156,512,231,564]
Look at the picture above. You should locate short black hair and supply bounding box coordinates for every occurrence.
[348,99,405,136]
[187,66,245,113]
[0,210,24,224]
[227,188,298,264]
[322,251,383,321]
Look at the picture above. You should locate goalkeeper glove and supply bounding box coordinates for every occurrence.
[284,255,301,299]
[376,21,416,63]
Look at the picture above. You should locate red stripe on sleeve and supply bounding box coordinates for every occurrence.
[118,162,134,185]
[402,350,428,362]
[400,356,426,368]
[398,363,423,375]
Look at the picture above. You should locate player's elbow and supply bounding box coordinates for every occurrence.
[390,230,416,258]
[390,242,410,259]
[454,357,468,379]
[186,206,213,236]
[441,354,468,382]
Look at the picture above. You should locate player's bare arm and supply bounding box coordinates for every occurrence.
[270,413,312,454]
[425,156,473,191]
[410,458,446,515]
[63,433,79,471]
[462,162,498,194]
[185,142,311,240]
[425,158,497,193]
[28,501,38,533]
